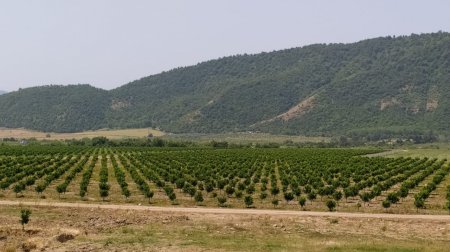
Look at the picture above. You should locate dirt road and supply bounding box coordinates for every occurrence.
[1,199,450,221]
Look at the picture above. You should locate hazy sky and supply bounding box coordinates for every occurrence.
[1,0,449,92]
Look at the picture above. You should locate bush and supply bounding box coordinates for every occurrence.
[217,196,227,206]
[387,192,399,204]
[326,200,336,211]
[382,200,391,209]
[259,192,268,200]
[414,197,425,210]
[20,209,31,230]
[284,192,294,202]
[244,195,253,208]
[333,191,342,202]
[299,196,307,209]
[194,191,204,203]
[225,185,235,197]
[307,191,317,201]
[271,199,279,208]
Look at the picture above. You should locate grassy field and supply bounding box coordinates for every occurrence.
[376,143,450,160]
[0,205,448,251]
[0,128,330,144]
[162,132,330,144]
[0,128,165,140]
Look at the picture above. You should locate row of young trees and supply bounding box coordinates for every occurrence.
[362,159,442,205]
[99,148,445,210]
[1,147,449,212]
[110,154,130,199]
[103,150,376,209]
[98,153,110,200]
[413,164,450,210]
[79,153,99,198]
[56,155,90,196]
[1,148,90,185]
[3,155,56,191]
[35,155,84,194]
[3,148,89,195]
[116,152,154,202]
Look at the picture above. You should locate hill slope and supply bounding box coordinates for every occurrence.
[0,32,449,136]
[0,85,110,132]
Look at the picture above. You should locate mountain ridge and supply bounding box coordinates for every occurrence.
[1,32,449,136]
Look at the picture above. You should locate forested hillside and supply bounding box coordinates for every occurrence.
[0,85,110,132]
[1,32,449,136]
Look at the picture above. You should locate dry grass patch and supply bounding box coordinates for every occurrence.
[0,205,449,251]
[0,128,164,140]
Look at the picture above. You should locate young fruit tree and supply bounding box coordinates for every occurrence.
[194,191,204,204]
[271,199,279,208]
[20,209,31,231]
[244,195,253,208]
[382,200,391,210]
[299,196,307,210]
[414,197,425,212]
[326,200,336,212]
[217,196,227,207]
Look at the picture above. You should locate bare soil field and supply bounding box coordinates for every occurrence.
[0,202,449,252]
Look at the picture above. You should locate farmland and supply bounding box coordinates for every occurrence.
[1,146,449,215]
[1,146,450,251]
[0,127,165,140]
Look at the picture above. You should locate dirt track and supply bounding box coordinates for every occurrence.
[1,200,450,221]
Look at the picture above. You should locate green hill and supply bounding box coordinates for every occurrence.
[1,32,449,137]
[0,85,110,132]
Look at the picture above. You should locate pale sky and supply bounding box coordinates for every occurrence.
[0,0,449,92]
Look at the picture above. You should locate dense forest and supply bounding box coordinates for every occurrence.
[0,32,449,137]
[0,85,109,132]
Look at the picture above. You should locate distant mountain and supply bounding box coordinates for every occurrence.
[0,32,449,137]
[0,91,6,95]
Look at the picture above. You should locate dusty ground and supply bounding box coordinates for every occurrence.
[1,200,450,221]
[0,202,449,251]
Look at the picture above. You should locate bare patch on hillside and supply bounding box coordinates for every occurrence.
[380,97,421,114]
[261,95,316,124]
[184,110,202,123]
[110,100,130,111]
[426,86,439,112]
[183,100,215,124]
[400,84,414,93]
[380,97,400,110]
[410,106,420,114]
